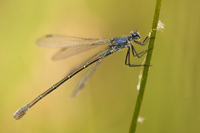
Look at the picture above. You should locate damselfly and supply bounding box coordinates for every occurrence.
[13,30,152,120]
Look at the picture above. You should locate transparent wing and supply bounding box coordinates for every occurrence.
[36,34,111,48]
[52,44,102,60]
[71,53,107,98]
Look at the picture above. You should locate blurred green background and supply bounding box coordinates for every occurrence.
[1,0,200,133]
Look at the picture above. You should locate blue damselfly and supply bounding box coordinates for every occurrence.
[13,30,152,120]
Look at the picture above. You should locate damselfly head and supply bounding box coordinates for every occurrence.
[130,30,141,40]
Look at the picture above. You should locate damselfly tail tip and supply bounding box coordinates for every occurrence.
[13,105,29,120]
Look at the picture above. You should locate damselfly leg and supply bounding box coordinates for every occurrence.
[125,35,154,67]
[125,46,152,67]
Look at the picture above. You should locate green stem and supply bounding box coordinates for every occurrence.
[129,0,162,133]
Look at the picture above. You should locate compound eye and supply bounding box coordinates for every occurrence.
[130,30,141,40]
[132,34,139,39]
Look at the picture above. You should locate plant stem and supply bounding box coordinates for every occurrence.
[129,0,162,133]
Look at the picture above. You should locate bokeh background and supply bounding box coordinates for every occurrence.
[1,0,200,133]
